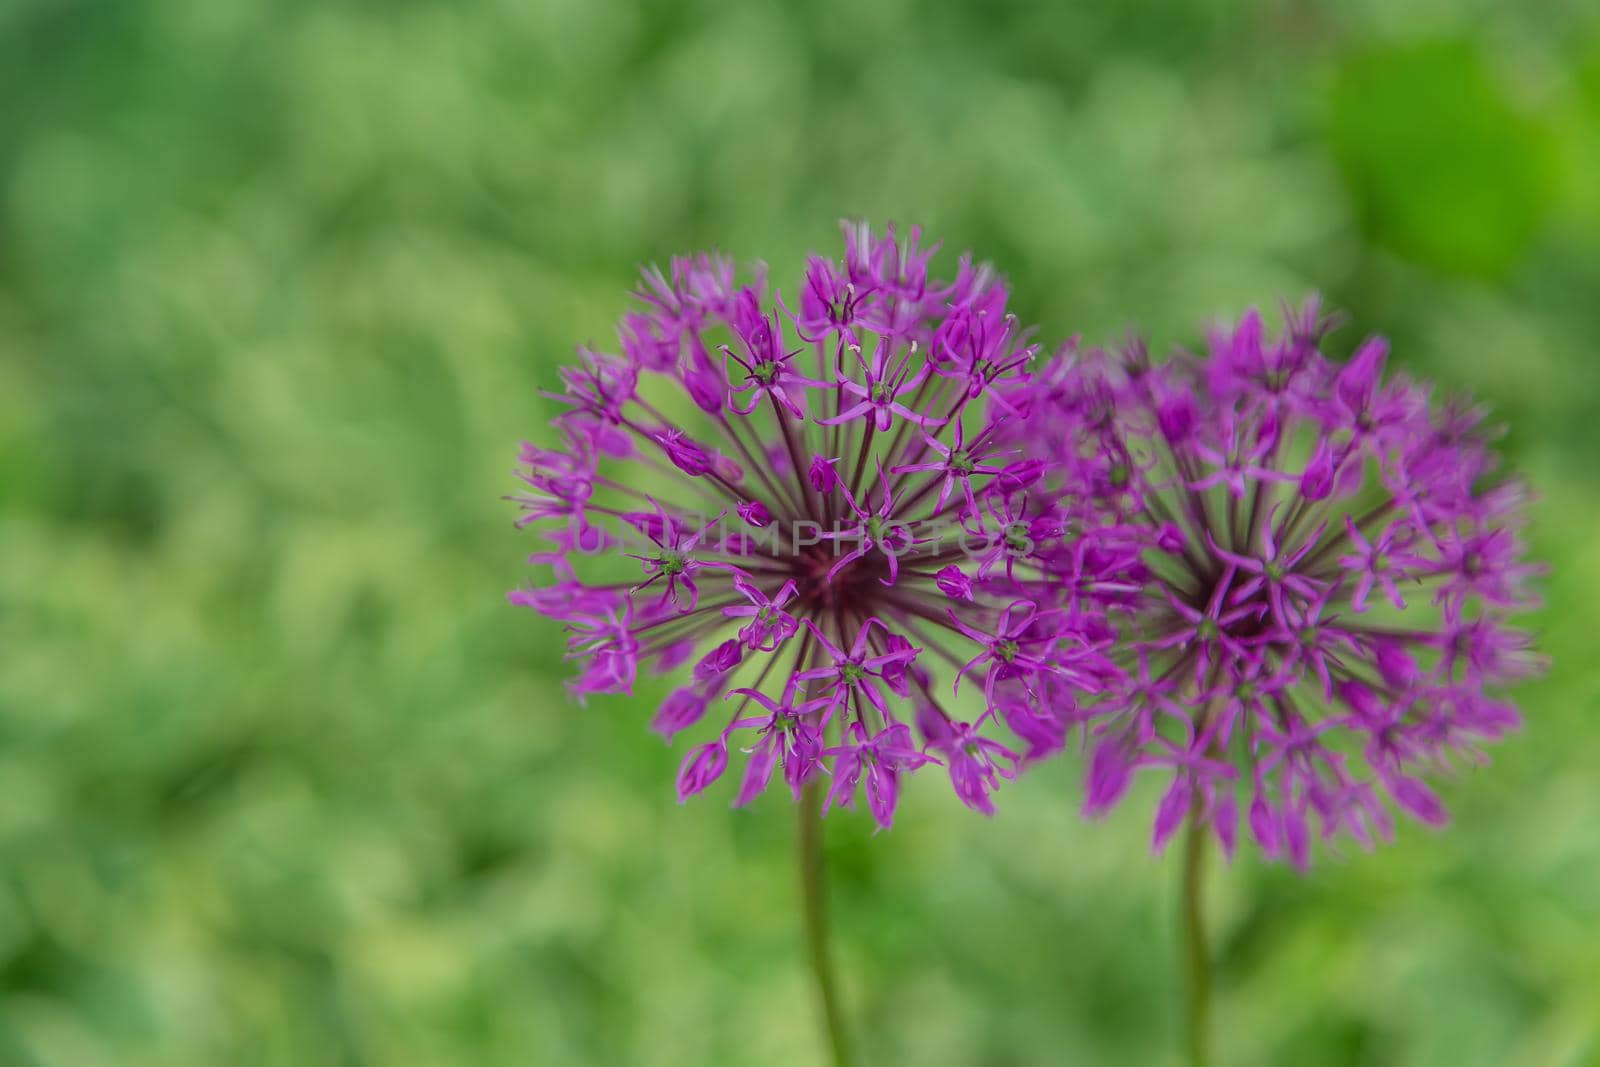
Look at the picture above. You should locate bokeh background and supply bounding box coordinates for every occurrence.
[3,0,1599,1064]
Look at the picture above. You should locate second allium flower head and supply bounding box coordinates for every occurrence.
[511,222,1121,826]
[511,223,1544,861]
[1027,304,1545,866]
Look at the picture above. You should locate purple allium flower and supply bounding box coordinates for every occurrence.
[1021,301,1547,867]
[510,222,1120,825]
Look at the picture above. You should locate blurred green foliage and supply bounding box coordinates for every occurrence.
[2,1,1599,1064]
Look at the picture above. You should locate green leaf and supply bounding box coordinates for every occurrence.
[1329,39,1554,279]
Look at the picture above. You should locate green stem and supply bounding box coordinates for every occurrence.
[798,780,853,1067]
[1180,819,1212,1067]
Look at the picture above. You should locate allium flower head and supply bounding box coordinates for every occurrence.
[1027,301,1546,866]
[510,222,1119,826]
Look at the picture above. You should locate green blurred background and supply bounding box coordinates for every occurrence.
[3,1,1599,1064]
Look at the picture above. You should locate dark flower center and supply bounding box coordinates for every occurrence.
[793,544,892,615]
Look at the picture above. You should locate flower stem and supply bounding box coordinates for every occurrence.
[1180,818,1212,1067]
[798,780,853,1067]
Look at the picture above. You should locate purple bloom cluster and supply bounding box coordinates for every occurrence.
[509,223,1120,826]
[1024,302,1546,865]
[510,223,1546,862]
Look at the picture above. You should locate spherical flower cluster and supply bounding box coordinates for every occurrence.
[509,222,1120,826]
[1025,302,1546,866]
